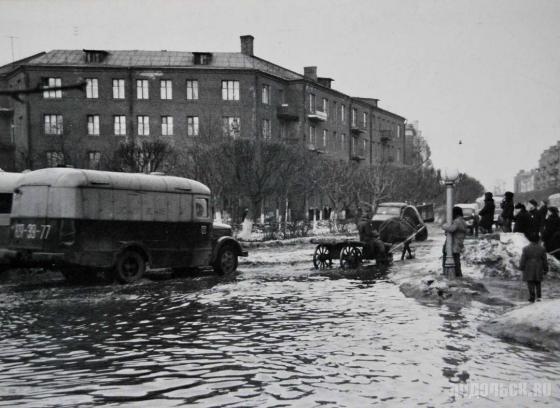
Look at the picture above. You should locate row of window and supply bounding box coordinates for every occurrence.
[45,151,101,169]
[308,125,400,156]
[308,94,368,128]
[308,92,402,135]
[42,114,246,138]
[46,77,245,102]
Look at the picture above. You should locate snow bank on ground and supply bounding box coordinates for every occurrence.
[462,233,560,279]
[395,270,514,306]
[479,299,560,350]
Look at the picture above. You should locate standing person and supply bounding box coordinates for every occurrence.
[442,206,468,278]
[542,206,560,258]
[519,233,548,303]
[478,192,495,234]
[536,200,548,237]
[513,203,533,239]
[500,191,515,232]
[527,199,540,238]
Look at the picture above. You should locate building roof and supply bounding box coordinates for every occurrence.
[22,49,304,81]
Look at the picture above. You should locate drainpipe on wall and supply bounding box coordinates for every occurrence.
[24,70,32,169]
[127,67,134,143]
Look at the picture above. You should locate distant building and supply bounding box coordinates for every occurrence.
[535,142,560,190]
[404,121,430,166]
[0,35,406,172]
[514,169,537,194]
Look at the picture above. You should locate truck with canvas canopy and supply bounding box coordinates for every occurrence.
[9,168,247,283]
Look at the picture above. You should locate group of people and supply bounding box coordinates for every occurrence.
[444,191,560,303]
[478,191,560,255]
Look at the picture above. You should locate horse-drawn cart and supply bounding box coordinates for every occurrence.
[312,239,393,270]
[312,219,427,270]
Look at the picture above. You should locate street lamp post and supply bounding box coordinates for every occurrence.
[442,168,460,278]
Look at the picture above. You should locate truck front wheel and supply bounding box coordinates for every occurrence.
[214,245,238,275]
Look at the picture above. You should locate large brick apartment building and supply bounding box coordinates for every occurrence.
[0,35,406,172]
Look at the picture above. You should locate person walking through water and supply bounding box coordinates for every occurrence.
[442,206,467,278]
[500,191,514,232]
[479,192,495,234]
[519,232,548,303]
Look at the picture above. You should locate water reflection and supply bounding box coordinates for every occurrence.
[0,259,559,406]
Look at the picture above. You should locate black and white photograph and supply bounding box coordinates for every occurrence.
[0,0,559,406]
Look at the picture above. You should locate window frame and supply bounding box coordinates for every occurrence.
[46,151,64,167]
[113,115,126,136]
[186,80,199,100]
[42,77,62,99]
[136,79,149,99]
[44,114,63,135]
[161,115,174,136]
[87,114,100,136]
[221,80,240,101]
[262,84,270,105]
[187,116,199,137]
[85,78,99,99]
[137,115,150,136]
[160,79,173,100]
[262,119,271,140]
[88,151,101,169]
[222,116,240,138]
[112,79,125,99]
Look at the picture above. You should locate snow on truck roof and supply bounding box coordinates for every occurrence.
[16,168,211,195]
[0,171,25,193]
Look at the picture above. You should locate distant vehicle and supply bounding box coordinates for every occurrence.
[0,171,24,272]
[416,203,435,223]
[372,202,428,241]
[9,168,247,283]
[456,203,478,235]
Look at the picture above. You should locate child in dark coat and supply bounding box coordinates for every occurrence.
[519,233,548,303]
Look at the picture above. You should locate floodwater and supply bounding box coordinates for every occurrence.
[0,238,559,407]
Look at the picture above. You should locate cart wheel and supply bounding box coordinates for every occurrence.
[313,244,333,269]
[340,245,362,269]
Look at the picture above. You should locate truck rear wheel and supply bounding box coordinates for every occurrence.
[214,245,238,275]
[115,250,146,284]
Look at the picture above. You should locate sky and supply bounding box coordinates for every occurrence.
[1,0,559,191]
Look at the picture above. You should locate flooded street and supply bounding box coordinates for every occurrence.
[1,236,559,407]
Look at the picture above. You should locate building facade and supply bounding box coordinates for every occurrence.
[0,36,406,172]
[535,142,560,190]
[404,120,430,166]
[514,169,537,194]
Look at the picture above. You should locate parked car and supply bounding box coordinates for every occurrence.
[372,202,428,241]
[456,203,479,235]
[9,168,247,283]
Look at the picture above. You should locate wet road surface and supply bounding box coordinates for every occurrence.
[0,237,559,407]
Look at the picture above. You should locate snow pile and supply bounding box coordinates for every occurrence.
[462,233,560,279]
[479,299,560,350]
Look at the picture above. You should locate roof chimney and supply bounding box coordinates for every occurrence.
[304,66,317,82]
[240,35,254,56]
